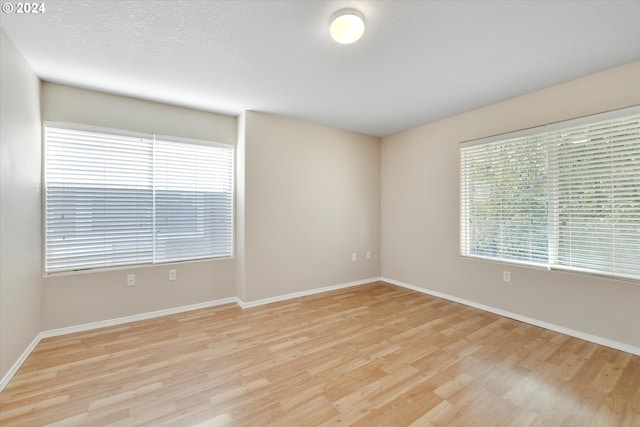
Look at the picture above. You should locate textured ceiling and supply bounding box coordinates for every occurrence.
[1,0,639,137]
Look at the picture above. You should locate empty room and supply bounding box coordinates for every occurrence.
[1,1,639,426]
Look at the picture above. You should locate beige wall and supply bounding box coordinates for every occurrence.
[16,83,382,329]
[381,60,640,349]
[41,84,237,330]
[0,30,43,380]
[241,112,380,302]
[42,83,237,143]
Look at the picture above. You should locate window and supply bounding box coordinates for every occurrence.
[44,123,233,274]
[461,107,640,281]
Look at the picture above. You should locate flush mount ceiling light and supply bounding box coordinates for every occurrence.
[329,8,365,44]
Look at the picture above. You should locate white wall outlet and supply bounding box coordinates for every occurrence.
[352,253,357,262]
[366,251,371,259]
[127,274,135,286]
[169,269,176,281]
[503,271,511,283]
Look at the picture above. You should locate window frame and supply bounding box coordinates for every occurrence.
[43,121,234,276]
[460,106,640,282]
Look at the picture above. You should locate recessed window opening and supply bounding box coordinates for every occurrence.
[460,106,640,281]
[44,122,234,274]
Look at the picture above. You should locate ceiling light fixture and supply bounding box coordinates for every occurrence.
[329,8,365,44]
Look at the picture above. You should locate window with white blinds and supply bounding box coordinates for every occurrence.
[460,106,640,281]
[460,128,549,266]
[44,123,233,274]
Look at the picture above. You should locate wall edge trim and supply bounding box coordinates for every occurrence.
[1,277,382,392]
[381,277,640,356]
[0,333,42,393]
[39,297,239,339]
[236,277,382,309]
[10,274,631,393]
[0,297,239,393]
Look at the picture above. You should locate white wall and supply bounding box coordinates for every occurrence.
[381,60,640,349]
[240,112,380,302]
[40,83,237,329]
[0,29,43,380]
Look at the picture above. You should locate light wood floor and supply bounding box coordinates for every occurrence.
[1,281,638,426]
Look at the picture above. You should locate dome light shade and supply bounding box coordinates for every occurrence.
[330,9,365,44]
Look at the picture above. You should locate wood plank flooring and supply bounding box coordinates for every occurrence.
[1,281,638,426]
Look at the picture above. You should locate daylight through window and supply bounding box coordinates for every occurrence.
[460,107,640,281]
[44,123,233,274]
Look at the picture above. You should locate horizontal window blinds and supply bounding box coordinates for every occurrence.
[548,113,640,280]
[45,127,155,272]
[44,124,233,274]
[154,139,233,263]
[460,130,548,265]
[460,106,640,281]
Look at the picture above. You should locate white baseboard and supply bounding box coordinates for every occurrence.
[381,277,640,356]
[0,333,42,393]
[236,277,381,309]
[5,274,633,394]
[0,278,381,393]
[39,297,239,339]
[0,297,238,394]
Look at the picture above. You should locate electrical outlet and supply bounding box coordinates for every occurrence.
[352,253,357,262]
[366,251,371,259]
[169,270,176,281]
[127,274,135,286]
[503,271,511,283]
